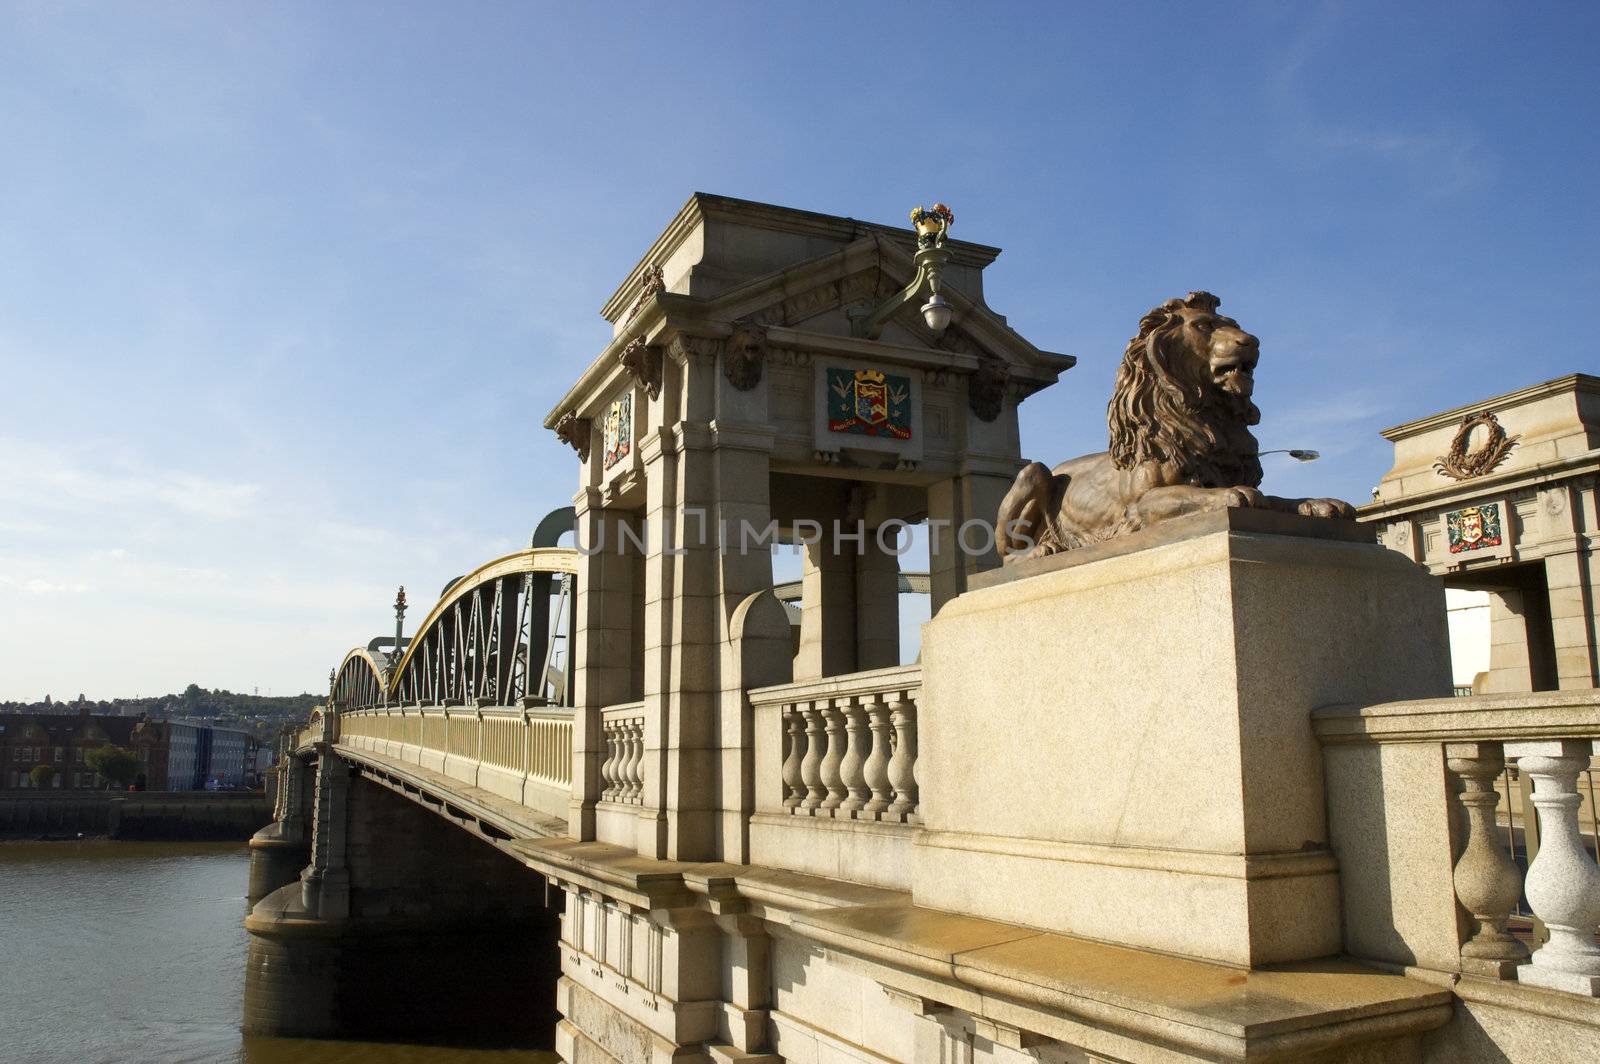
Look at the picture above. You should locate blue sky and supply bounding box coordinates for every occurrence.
[1,1,1595,699]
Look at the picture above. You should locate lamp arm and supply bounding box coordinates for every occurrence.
[854,263,932,340]
[851,244,951,340]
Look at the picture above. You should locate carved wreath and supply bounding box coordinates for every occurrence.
[1434,411,1519,481]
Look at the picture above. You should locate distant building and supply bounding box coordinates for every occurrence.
[1363,373,1599,692]
[130,719,258,791]
[0,707,139,790]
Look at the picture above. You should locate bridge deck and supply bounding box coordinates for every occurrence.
[334,743,567,842]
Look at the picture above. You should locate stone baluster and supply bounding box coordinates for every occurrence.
[819,699,847,812]
[1504,740,1600,995]
[600,721,618,801]
[800,702,827,813]
[781,705,806,811]
[625,720,644,803]
[617,720,632,801]
[1446,742,1530,978]
[887,694,918,820]
[861,694,894,818]
[840,696,870,816]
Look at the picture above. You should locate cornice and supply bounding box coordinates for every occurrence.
[598,192,1006,322]
[1379,373,1600,441]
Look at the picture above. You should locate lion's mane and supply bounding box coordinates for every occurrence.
[1105,291,1263,490]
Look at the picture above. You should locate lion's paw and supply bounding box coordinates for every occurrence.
[1222,486,1267,509]
[1298,497,1356,520]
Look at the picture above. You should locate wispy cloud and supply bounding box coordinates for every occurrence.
[0,437,261,522]
[1266,4,1495,197]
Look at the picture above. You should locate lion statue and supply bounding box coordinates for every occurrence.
[997,291,1354,562]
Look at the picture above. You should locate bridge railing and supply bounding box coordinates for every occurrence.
[1314,690,1600,998]
[599,701,646,805]
[338,702,574,822]
[746,664,922,889]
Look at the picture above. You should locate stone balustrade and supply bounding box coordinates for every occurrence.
[337,702,574,820]
[1315,690,1600,997]
[599,701,645,805]
[754,664,922,823]
[745,665,922,889]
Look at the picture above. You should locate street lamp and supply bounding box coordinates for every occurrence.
[1257,449,1321,462]
[393,585,408,658]
[851,203,956,340]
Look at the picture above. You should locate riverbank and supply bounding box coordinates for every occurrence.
[0,791,272,840]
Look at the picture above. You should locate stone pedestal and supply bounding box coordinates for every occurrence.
[913,509,1452,967]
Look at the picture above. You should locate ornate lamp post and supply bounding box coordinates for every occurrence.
[851,203,956,341]
[1257,449,1321,462]
[392,585,408,659]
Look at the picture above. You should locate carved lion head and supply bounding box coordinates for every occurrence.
[1106,292,1264,489]
[724,322,767,391]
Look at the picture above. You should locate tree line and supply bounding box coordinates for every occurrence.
[1,684,322,722]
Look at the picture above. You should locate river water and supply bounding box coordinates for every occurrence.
[0,840,558,1064]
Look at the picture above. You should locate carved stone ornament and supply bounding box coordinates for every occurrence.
[723,322,767,391]
[1435,411,1520,481]
[994,291,1356,563]
[969,358,1009,423]
[667,333,722,365]
[555,412,591,462]
[624,263,665,324]
[618,338,663,400]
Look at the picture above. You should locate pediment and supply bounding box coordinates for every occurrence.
[698,236,1073,383]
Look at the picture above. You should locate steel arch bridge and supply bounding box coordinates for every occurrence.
[327,545,579,713]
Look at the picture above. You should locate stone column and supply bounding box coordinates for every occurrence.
[712,417,782,863]
[795,538,856,679]
[572,487,639,841]
[664,415,722,859]
[1482,588,1537,694]
[927,467,1014,616]
[1540,484,1599,689]
[856,525,902,671]
[637,416,677,860]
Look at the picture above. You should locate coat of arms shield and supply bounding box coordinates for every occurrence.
[826,367,912,440]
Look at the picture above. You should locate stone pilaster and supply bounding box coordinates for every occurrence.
[711,419,781,863]
[299,746,350,921]
[573,485,642,843]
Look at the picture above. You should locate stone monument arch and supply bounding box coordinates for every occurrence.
[543,193,1073,860]
[1364,374,1600,692]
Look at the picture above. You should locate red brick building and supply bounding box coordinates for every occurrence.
[0,708,140,790]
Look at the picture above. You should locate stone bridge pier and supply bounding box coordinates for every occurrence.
[243,738,563,1048]
[247,732,311,904]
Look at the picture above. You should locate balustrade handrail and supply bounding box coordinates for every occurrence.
[1313,690,1600,745]
[750,663,922,708]
[339,703,576,721]
[600,700,646,719]
[1315,688,1600,999]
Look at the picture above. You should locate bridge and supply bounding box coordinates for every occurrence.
[244,195,1600,1063]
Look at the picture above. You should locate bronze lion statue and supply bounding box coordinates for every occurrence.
[997,292,1354,561]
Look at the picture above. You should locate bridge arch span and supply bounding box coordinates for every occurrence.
[331,648,388,710]
[389,546,578,707]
